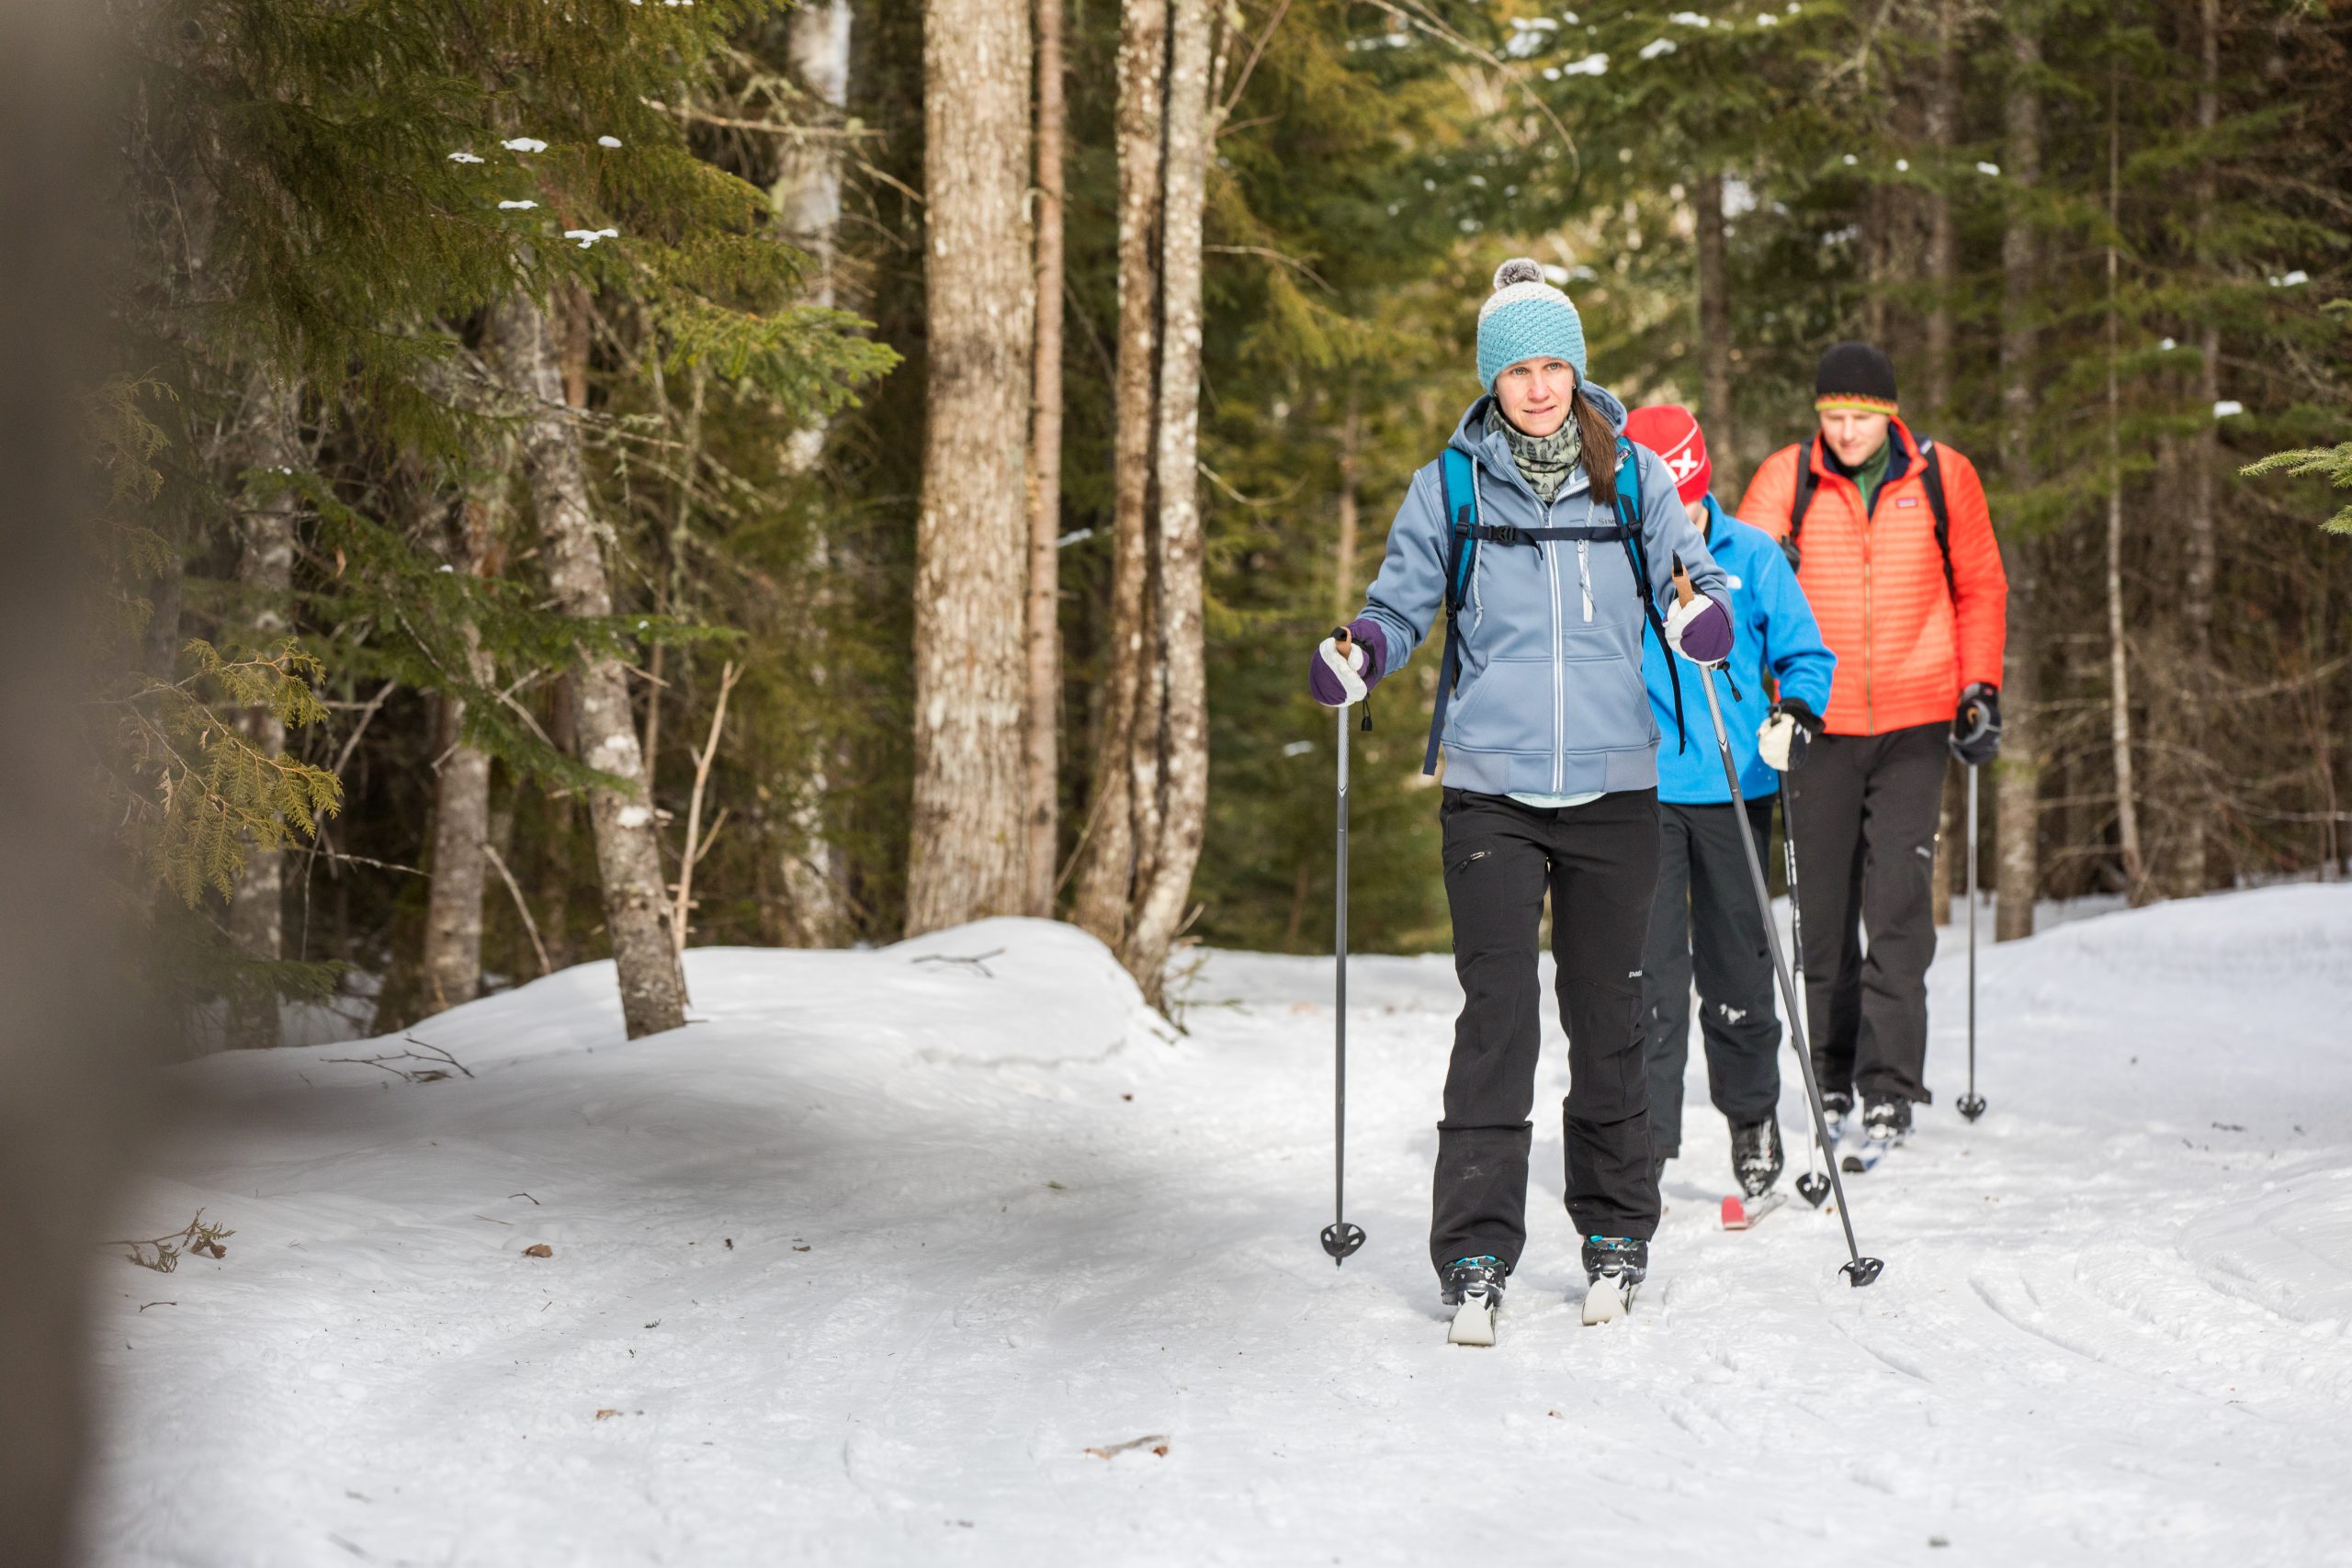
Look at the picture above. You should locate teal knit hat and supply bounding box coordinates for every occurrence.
[1476,257,1587,390]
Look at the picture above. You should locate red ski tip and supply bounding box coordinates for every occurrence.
[1720,1196,1747,1230]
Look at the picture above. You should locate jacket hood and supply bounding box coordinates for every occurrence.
[1449,380,1630,473]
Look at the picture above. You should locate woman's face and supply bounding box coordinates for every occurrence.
[1493,356,1577,438]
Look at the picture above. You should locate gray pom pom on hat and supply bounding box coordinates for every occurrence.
[1492,256,1546,291]
[1477,256,1586,389]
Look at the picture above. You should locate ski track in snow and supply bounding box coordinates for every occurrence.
[80,888,2352,1566]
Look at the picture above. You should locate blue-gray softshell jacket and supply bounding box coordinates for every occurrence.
[1358,387,1732,798]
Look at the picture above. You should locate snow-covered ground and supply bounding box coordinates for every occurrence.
[82,886,2352,1566]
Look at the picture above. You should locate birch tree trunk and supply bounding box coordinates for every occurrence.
[494,290,685,1037]
[419,460,505,1014]
[778,1,853,477]
[1694,168,1736,467]
[1123,0,1215,1003]
[766,0,856,944]
[226,367,300,1051]
[906,0,1035,935]
[2178,0,2221,896]
[1069,0,1168,949]
[1023,0,1069,919]
[1994,5,2042,943]
[2104,73,2144,898]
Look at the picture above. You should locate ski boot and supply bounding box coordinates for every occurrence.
[1820,1090,1853,1147]
[1841,1097,1913,1174]
[1720,1119,1788,1229]
[1579,1235,1648,1325]
[1442,1255,1506,1347]
[1731,1117,1783,1199]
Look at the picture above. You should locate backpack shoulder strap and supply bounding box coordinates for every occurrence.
[1424,448,1480,775]
[1789,438,1821,548]
[1438,447,1478,613]
[1917,437,1956,602]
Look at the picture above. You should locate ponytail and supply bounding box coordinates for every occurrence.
[1571,388,1619,509]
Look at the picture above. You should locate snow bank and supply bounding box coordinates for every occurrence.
[80,891,2352,1566]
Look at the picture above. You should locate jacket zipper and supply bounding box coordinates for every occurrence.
[1577,539,1594,623]
[1859,470,1876,731]
[1544,536,1566,793]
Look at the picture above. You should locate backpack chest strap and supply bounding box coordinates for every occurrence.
[1470,523,1631,546]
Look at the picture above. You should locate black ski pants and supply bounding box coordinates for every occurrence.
[1640,797,1782,1163]
[1783,722,1948,1107]
[1430,786,1661,1279]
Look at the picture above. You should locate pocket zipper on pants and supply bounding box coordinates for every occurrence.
[1448,850,1489,877]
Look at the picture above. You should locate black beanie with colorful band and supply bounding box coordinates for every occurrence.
[1814,341,1899,416]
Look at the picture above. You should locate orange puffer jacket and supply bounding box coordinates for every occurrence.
[1737,421,2007,737]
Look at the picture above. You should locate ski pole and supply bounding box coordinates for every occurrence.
[1782,795,1831,1209]
[1320,627,1366,1266]
[1675,564,1881,1287]
[1958,762,1986,1121]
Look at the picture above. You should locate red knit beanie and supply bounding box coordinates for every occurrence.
[1625,403,1712,505]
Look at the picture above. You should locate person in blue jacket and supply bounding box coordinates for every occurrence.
[1623,404,1834,1205]
[1307,262,1735,1334]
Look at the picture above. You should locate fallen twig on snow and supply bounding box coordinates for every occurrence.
[323,1037,474,1084]
[1084,1434,1170,1460]
[910,947,1004,979]
[105,1210,233,1272]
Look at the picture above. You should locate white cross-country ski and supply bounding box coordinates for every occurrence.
[1446,1288,1497,1347]
[1578,1236,1646,1325]
[1439,1256,1504,1346]
[1719,1190,1788,1230]
[1581,1272,1636,1325]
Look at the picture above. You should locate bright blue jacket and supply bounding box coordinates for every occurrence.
[1357,387,1730,798]
[1644,495,1835,805]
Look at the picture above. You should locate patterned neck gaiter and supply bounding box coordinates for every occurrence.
[1487,401,1584,505]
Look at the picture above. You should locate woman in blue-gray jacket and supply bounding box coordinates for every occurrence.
[1308,259,1734,1337]
[1624,403,1835,1214]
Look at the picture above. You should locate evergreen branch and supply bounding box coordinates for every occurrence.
[639,98,883,141]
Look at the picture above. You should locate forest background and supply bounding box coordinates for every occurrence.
[101,0,2352,1051]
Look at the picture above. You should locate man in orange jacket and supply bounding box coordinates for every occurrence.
[1737,342,2007,1167]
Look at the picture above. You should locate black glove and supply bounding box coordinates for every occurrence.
[1951,682,2001,765]
[1758,695,1822,773]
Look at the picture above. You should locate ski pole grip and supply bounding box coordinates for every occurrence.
[1670,552,1695,606]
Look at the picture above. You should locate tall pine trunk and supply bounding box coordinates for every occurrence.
[226,367,300,1050]
[1023,0,1068,919]
[2103,70,2145,898]
[1694,168,1736,468]
[1124,0,1215,1003]
[494,290,685,1038]
[2178,0,2221,895]
[1924,0,1960,926]
[419,460,505,1014]
[1994,6,2041,943]
[1923,0,1957,419]
[906,0,1035,935]
[1069,0,1168,949]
